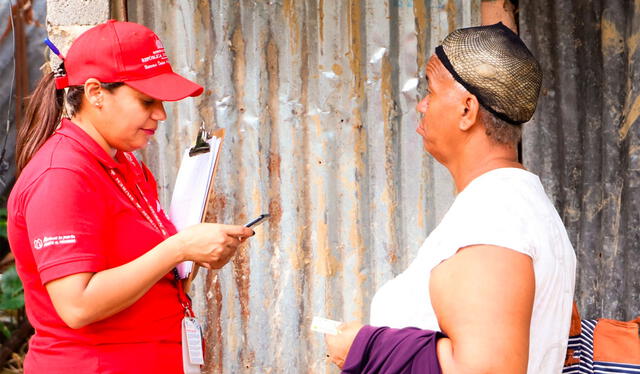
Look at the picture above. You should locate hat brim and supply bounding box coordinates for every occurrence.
[125,72,204,101]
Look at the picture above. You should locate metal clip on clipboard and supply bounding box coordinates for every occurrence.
[188,123,211,157]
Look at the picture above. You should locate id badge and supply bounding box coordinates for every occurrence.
[182,317,204,374]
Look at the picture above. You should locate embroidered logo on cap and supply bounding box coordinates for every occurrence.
[140,39,168,70]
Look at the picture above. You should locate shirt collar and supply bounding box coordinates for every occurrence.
[56,118,120,170]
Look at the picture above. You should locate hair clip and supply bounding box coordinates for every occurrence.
[53,62,66,78]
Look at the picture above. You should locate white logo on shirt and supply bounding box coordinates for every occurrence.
[32,235,77,250]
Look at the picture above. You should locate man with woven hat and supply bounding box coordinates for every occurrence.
[326,22,577,374]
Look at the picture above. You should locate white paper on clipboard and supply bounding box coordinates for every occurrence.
[169,129,224,279]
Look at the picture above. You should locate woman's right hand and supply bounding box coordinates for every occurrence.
[171,223,255,269]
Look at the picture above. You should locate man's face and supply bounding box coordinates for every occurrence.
[416,55,467,163]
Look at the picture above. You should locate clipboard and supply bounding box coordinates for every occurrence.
[169,124,225,289]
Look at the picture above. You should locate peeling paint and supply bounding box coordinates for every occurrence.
[601,17,625,55]
[282,0,299,53]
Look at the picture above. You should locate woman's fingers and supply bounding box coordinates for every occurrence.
[222,224,254,238]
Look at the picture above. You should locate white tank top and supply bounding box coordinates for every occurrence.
[370,168,576,374]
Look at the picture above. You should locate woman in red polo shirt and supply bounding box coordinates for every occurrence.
[7,20,253,373]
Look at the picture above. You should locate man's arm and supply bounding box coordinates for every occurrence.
[430,245,534,374]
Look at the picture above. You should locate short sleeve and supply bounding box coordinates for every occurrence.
[448,182,535,259]
[24,168,110,284]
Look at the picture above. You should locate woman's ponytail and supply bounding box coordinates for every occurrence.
[16,71,64,174]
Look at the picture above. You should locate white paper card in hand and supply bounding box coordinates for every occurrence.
[311,316,342,335]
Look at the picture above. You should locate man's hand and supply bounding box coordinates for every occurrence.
[325,321,364,368]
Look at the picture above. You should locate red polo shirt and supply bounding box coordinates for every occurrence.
[8,119,184,373]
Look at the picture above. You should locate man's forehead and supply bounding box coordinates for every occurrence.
[426,54,454,83]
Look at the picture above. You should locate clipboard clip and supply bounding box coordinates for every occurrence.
[189,123,211,157]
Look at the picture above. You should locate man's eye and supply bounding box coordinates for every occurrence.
[143,99,154,106]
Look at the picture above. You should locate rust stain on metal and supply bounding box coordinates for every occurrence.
[232,243,251,320]
[348,0,364,99]
[348,205,367,318]
[318,0,324,44]
[628,29,639,56]
[313,187,341,276]
[193,1,213,73]
[311,113,323,136]
[231,26,246,104]
[381,55,399,265]
[204,271,224,373]
[266,35,283,247]
[601,17,625,55]
[266,38,282,183]
[414,0,428,70]
[205,194,227,224]
[268,151,282,181]
[620,94,640,140]
[291,19,311,274]
[283,0,300,53]
[332,63,343,76]
[446,0,458,33]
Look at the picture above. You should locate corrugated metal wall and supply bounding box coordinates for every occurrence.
[0,0,47,198]
[520,0,640,321]
[129,1,480,373]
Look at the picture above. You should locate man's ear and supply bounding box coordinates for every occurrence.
[459,94,480,131]
[83,78,104,108]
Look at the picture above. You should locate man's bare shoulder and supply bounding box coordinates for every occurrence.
[430,245,534,373]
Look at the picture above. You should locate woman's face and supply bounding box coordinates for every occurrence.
[94,84,167,153]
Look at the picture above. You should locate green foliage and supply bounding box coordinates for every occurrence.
[0,207,6,239]
[0,266,24,311]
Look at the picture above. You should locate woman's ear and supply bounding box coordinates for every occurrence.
[459,94,479,131]
[83,78,104,109]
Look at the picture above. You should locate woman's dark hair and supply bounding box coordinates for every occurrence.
[16,72,123,174]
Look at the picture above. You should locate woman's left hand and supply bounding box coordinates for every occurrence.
[325,321,364,369]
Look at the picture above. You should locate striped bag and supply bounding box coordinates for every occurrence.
[563,303,640,373]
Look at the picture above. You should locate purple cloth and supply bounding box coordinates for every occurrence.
[342,325,443,374]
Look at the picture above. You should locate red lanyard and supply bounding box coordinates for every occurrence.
[107,168,169,237]
[106,154,193,316]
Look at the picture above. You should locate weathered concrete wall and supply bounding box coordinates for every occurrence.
[45,0,109,68]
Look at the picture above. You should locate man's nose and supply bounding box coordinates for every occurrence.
[416,96,428,113]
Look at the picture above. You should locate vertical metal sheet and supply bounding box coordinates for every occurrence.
[520,0,640,321]
[129,1,480,372]
[0,0,47,197]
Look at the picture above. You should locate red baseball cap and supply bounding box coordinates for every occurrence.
[55,20,203,101]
